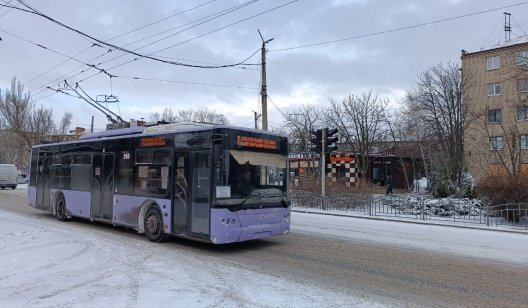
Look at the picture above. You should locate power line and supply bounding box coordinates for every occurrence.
[26,0,266,95]
[266,95,288,119]
[37,1,297,94]
[270,1,528,52]
[114,75,259,90]
[0,0,15,18]
[118,0,260,53]
[109,0,218,42]
[23,0,220,89]
[23,44,103,86]
[8,0,272,69]
[145,0,298,57]
[74,48,260,85]
[31,48,113,97]
[0,28,109,74]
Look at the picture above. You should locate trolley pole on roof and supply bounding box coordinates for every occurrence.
[258,29,274,131]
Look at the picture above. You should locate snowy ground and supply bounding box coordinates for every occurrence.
[0,210,386,307]
[292,212,528,265]
[1,185,527,307]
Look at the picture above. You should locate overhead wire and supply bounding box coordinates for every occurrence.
[113,75,259,90]
[109,0,218,42]
[23,0,221,89]
[266,95,288,119]
[270,1,528,52]
[480,18,502,50]
[9,0,270,69]
[511,14,527,36]
[75,48,260,84]
[42,0,297,95]
[0,0,15,18]
[0,28,111,79]
[27,0,267,96]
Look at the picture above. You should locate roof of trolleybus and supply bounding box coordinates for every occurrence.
[31,122,287,148]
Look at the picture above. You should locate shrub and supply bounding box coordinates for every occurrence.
[476,173,528,205]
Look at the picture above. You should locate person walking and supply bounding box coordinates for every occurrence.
[386,175,393,194]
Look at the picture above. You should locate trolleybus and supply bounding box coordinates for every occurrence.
[27,122,290,244]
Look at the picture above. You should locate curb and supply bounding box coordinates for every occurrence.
[291,209,528,235]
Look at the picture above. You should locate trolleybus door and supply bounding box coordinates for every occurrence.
[172,152,189,233]
[191,151,210,236]
[91,153,115,220]
[36,154,52,210]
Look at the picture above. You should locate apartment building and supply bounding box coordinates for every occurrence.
[462,38,528,182]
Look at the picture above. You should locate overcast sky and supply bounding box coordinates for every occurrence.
[1,0,528,132]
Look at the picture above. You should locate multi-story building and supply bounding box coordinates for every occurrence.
[462,38,528,182]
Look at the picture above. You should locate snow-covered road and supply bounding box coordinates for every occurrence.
[292,212,528,265]
[1,187,528,307]
[0,210,385,307]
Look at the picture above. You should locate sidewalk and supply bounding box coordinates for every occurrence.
[292,206,528,234]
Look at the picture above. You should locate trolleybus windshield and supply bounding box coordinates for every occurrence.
[215,150,288,210]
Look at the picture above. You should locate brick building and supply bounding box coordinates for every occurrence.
[462,38,528,182]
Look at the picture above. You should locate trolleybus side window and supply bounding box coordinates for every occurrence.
[51,154,71,190]
[116,151,134,195]
[135,149,171,196]
[71,153,92,191]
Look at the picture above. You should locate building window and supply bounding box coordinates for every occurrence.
[521,135,528,150]
[488,109,502,123]
[517,79,528,93]
[515,50,528,66]
[486,55,500,70]
[487,83,501,96]
[490,136,503,150]
[518,106,528,120]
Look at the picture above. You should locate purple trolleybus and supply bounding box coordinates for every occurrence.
[27,123,290,244]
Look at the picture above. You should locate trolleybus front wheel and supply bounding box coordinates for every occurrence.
[144,207,167,243]
[55,195,67,221]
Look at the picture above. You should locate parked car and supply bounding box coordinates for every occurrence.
[18,174,29,184]
[0,164,18,189]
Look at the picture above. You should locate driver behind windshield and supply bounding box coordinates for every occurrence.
[235,168,253,197]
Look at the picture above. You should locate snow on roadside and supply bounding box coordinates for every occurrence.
[0,211,386,308]
[292,212,528,265]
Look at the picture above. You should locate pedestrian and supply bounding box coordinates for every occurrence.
[386,175,393,194]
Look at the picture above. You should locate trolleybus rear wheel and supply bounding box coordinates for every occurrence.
[144,207,167,243]
[55,195,67,221]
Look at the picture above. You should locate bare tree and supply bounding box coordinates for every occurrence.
[150,107,229,124]
[28,106,55,145]
[150,108,177,122]
[325,91,389,177]
[56,112,73,138]
[0,77,71,166]
[0,77,32,134]
[282,104,324,152]
[406,62,466,185]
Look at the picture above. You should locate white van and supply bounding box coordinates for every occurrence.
[0,164,18,189]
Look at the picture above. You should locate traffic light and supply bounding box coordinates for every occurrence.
[309,129,323,154]
[325,128,339,153]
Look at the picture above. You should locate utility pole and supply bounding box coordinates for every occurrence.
[258,29,274,131]
[90,115,94,133]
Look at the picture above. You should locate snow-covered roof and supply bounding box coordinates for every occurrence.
[462,36,528,57]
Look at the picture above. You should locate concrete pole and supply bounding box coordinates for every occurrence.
[261,41,268,131]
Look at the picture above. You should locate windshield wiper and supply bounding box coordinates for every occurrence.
[230,190,287,211]
[230,192,265,211]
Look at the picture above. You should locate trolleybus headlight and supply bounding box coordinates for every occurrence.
[221,218,236,225]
